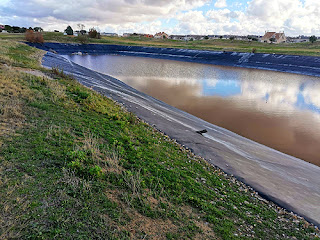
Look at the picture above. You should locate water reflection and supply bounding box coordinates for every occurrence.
[64,54,320,166]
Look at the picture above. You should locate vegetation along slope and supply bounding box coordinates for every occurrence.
[0,39,319,239]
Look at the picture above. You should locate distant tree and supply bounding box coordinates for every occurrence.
[34,27,43,32]
[65,26,73,35]
[219,36,223,39]
[230,36,235,40]
[29,27,33,31]
[269,37,276,43]
[204,36,209,40]
[4,25,12,32]
[252,37,258,41]
[12,26,20,33]
[309,35,317,43]
[54,30,59,32]
[88,28,98,38]
[189,38,193,41]
[77,23,85,31]
[80,30,87,35]
[20,27,27,33]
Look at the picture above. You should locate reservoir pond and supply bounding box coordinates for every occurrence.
[63,54,320,167]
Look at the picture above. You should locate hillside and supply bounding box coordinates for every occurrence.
[0,39,319,239]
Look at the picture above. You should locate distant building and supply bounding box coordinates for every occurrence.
[261,31,286,43]
[184,35,206,41]
[123,33,147,37]
[154,32,169,39]
[287,36,308,43]
[101,32,118,37]
[169,35,185,40]
[144,34,153,38]
[207,35,221,39]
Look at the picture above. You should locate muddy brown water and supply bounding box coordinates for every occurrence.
[63,54,320,167]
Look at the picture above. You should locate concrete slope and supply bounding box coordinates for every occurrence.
[42,52,320,226]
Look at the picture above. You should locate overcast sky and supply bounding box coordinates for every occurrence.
[1,0,319,36]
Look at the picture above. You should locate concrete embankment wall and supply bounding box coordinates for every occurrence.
[28,42,320,77]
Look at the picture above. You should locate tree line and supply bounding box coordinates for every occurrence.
[0,25,43,33]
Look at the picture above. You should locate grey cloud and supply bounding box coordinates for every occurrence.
[1,0,209,23]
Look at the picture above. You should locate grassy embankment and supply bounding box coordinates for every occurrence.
[0,39,319,239]
[1,31,320,56]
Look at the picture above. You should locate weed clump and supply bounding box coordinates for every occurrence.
[77,34,89,44]
[88,28,101,39]
[25,30,44,44]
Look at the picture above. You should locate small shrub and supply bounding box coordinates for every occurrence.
[25,30,44,43]
[51,67,72,79]
[252,48,257,53]
[77,34,88,44]
[25,30,35,42]
[34,32,44,44]
[89,28,97,38]
[88,28,100,39]
[89,165,103,178]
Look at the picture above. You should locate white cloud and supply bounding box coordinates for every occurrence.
[0,0,209,32]
[173,0,320,36]
[214,0,227,8]
[0,0,320,35]
[246,0,320,35]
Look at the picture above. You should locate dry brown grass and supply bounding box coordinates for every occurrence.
[0,68,33,137]
[59,168,91,194]
[82,132,101,162]
[25,30,44,44]
[0,162,33,240]
[104,189,178,240]
[104,187,219,240]
[0,41,47,138]
[0,40,18,65]
[0,39,45,68]
[77,132,125,174]
[47,79,67,102]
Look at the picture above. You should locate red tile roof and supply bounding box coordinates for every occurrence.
[262,32,276,40]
